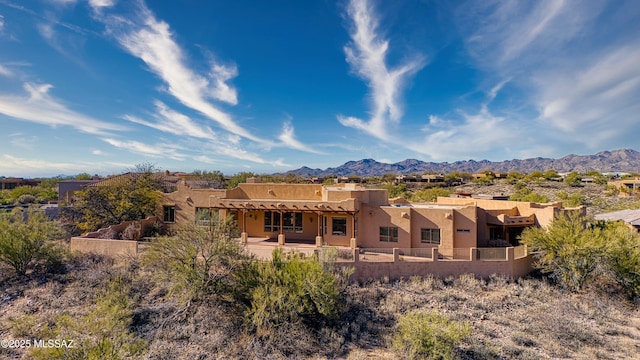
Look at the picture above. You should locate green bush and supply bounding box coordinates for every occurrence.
[392,310,470,360]
[602,222,640,300]
[556,191,586,207]
[0,209,65,275]
[520,211,605,291]
[509,188,549,203]
[523,212,640,299]
[246,248,350,335]
[564,172,583,187]
[382,184,410,199]
[412,188,453,202]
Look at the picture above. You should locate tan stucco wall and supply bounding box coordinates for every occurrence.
[436,197,574,229]
[356,204,478,251]
[341,254,534,281]
[161,185,226,225]
[235,183,323,200]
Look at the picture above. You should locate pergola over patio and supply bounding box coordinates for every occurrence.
[208,197,360,246]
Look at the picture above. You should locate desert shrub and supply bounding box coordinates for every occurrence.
[17,194,36,204]
[382,184,411,199]
[392,310,470,360]
[0,209,65,275]
[412,188,453,202]
[142,214,246,302]
[246,248,349,335]
[29,277,147,360]
[556,191,586,207]
[520,211,606,291]
[472,176,493,185]
[510,188,549,203]
[602,222,640,300]
[120,223,139,241]
[523,211,640,299]
[564,172,583,187]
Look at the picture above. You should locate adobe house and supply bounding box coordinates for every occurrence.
[0,177,39,190]
[609,178,640,193]
[159,180,572,255]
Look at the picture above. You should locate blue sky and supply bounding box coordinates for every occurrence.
[1,0,639,177]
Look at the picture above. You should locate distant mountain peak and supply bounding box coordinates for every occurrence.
[283,149,640,177]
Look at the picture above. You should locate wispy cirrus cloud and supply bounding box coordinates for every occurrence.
[277,119,323,154]
[535,44,640,148]
[338,0,426,140]
[0,64,10,77]
[88,0,115,9]
[123,100,217,140]
[0,154,92,175]
[104,138,187,160]
[414,104,520,161]
[94,1,264,143]
[0,82,125,135]
[446,0,640,156]
[122,101,289,164]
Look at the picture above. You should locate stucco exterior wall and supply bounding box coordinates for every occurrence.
[236,183,323,200]
[409,208,454,249]
[341,251,534,281]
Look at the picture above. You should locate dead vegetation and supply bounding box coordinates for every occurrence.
[1,253,639,359]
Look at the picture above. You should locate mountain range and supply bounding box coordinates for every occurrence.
[285,149,640,177]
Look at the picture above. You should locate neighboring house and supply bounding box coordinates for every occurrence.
[0,177,39,190]
[609,178,640,193]
[57,180,100,204]
[160,180,576,256]
[594,209,640,231]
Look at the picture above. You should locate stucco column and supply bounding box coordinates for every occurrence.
[353,248,359,263]
[241,232,248,244]
[431,247,438,262]
[507,246,515,261]
[278,210,285,245]
[241,210,247,233]
[471,247,478,261]
[316,212,323,247]
[393,248,400,262]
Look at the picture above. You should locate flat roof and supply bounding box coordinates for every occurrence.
[385,203,466,210]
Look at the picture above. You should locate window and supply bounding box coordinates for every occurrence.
[264,211,281,232]
[163,206,175,223]
[283,212,303,233]
[332,217,347,236]
[489,227,503,240]
[456,229,471,233]
[379,226,398,242]
[420,228,440,244]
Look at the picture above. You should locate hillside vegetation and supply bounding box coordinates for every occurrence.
[1,175,640,359]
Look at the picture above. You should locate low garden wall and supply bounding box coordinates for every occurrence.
[331,246,534,281]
